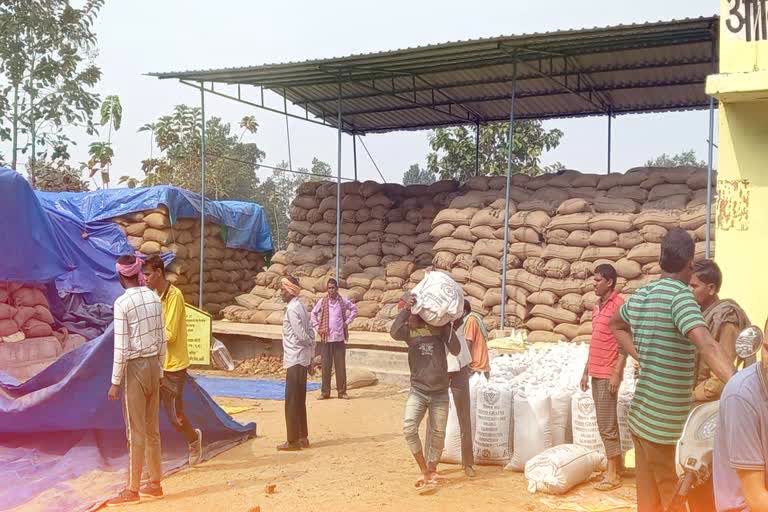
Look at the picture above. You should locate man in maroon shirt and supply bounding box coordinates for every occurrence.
[581,263,625,491]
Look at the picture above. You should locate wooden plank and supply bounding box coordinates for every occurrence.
[212,320,403,349]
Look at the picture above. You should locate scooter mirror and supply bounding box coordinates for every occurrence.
[735,325,764,360]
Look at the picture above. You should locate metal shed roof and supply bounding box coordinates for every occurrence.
[150,16,718,134]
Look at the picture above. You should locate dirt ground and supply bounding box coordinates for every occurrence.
[119,385,636,512]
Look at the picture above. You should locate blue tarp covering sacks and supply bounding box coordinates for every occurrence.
[0,169,260,511]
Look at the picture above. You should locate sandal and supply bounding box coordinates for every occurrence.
[594,478,622,491]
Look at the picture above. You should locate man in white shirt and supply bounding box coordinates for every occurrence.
[106,254,167,507]
[278,276,316,452]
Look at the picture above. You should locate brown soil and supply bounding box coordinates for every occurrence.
[121,385,637,512]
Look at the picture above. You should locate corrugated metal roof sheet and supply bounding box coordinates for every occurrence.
[150,16,719,133]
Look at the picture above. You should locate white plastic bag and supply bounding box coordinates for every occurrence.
[410,271,465,326]
[525,444,606,495]
[550,391,574,446]
[618,395,634,453]
[441,373,486,464]
[506,393,553,471]
[211,338,235,371]
[571,391,605,455]
[473,382,513,465]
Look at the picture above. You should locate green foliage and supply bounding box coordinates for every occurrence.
[100,95,122,132]
[402,163,436,185]
[30,158,88,192]
[645,150,706,168]
[426,121,564,182]
[118,175,139,189]
[0,0,104,174]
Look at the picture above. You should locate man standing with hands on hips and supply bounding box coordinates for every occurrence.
[311,278,357,400]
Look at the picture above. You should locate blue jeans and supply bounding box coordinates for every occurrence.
[403,388,449,468]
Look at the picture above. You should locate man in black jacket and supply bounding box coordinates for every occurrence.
[390,293,461,490]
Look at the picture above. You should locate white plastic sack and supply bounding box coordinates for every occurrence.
[211,338,235,371]
[441,391,463,464]
[550,391,574,446]
[506,394,553,472]
[473,382,513,465]
[525,444,606,495]
[410,270,465,326]
[571,391,605,455]
[618,395,634,453]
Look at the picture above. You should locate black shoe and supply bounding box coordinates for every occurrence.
[299,437,310,449]
[464,466,477,478]
[139,482,164,499]
[317,394,330,400]
[105,489,140,507]
[276,441,301,452]
[338,393,350,400]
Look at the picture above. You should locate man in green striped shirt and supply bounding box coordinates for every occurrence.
[610,229,735,512]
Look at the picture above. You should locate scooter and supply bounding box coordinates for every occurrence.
[665,325,764,512]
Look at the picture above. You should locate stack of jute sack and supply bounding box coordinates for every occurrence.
[223,180,462,330]
[430,166,714,341]
[112,206,265,315]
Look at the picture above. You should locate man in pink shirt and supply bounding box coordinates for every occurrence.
[581,263,625,491]
[311,278,357,400]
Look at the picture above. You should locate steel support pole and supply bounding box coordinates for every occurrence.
[607,110,612,174]
[335,84,343,280]
[198,82,207,309]
[705,96,715,259]
[500,62,517,329]
[353,134,358,181]
[475,122,481,176]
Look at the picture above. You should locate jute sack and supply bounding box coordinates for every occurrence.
[597,173,623,191]
[540,278,583,297]
[382,242,410,257]
[430,223,455,240]
[125,222,147,236]
[606,186,648,203]
[386,222,417,236]
[643,262,662,275]
[509,242,544,260]
[640,225,668,243]
[464,282,487,301]
[471,225,498,240]
[570,261,594,279]
[581,247,626,262]
[450,191,489,209]
[509,210,551,233]
[519,199,559,215]
[386,261,415,280]
[633,210,679,230]
[310,222,336,235]
[140,241,161,254]
[589,230,618,247]
[559,293,584,315]
[569,187,602,199]
[357,219,387,235]
[695,241,711,261]
[620,168,652,186]
[523,257,547,277]
[578,322,593,336]
[507,269,545,293]
[526,174,552,190]
[491,301,528,319]
[557,198,592,215]
[548,213,592,232]
[615,258,642,280]
[554,323,580,341]
[454,254,473,270]
[533,186,570,203]
[694,224,714,242]
[359,254,382,268]
[293,195,319,210]
[453,225,478,242]
[484,287,528,308]
[593,196,639,214]
[680,206,708,230]
[355,242,383,258]
[451,268,470,284]
[648,184,690,201]
[527,291,558,306]
[471,208,507,229]
[566,230,590,248]
[542,245,584,263]
[470,266,501,289]
[356,301,381,318]
[588,213,634,233]
[547,229,570,246]
[527,317,556,331]
[528,331,565,343]
[687,170,709,189]
[143,228,172,245]
[513,227,543,244]
[544,258,570,279]
[475,255,502,273]
[643,195,689,211]
[472,239,505,259]
[434,238,474,254]
[617,231,644,250]
[582,291,598,310]
[571,174,601,188]
[627,243,661,265]
[433,208,479,227]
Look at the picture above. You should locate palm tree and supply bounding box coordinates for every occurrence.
[98,95,122,187]
[118,175,140,189]
[138,122,157,161]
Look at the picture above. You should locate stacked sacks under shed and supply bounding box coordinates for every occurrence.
[113,205,265,315]
[225,179,459,331]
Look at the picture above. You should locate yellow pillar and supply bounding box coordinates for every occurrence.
[707,1,768,324]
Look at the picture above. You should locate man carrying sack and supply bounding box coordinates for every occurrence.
[278,276,316,452]
[144,255,203,466]
[311,278,357,400]
[106,254,167,506]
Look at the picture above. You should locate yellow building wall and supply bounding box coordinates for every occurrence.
[713,0,768,324]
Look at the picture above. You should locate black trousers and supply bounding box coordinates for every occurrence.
[320,341,347,397]
[449,367,474,467]
[285,364,309,444]
[160,369,198,445]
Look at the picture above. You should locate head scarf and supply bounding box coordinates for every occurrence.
[116,253,146,286]
[281,278,301,298]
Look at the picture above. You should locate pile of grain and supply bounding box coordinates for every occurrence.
[112,206,265,315]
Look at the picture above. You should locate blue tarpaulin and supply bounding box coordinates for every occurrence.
[195,375,320,400]
[0,169,260,511]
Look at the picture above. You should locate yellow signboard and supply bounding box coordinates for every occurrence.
[186,304,211,366]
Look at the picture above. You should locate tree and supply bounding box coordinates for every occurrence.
[426,121,564,182]
[402,163,436,185]
[645,150,706,168]
[84,95,121,187]
[0,0,104,181]
[30,158,88,192]
[140,105,264,200]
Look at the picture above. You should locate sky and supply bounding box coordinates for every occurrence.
[7,0,719,186]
